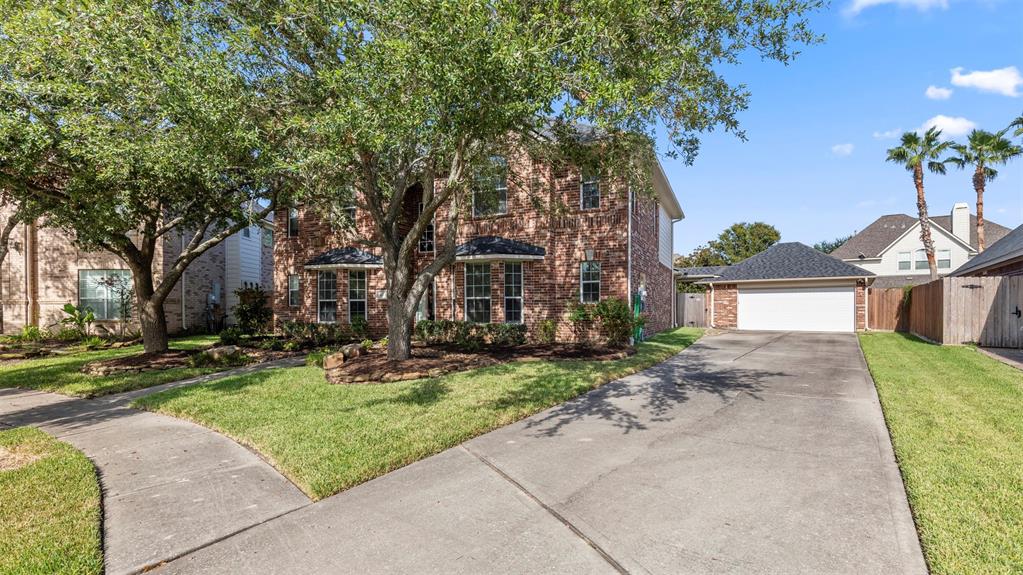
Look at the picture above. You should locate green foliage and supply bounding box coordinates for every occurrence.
[218,327,244,346]
[188,351,249,369]
[80,336,106,350]
[258,338,285,351]
[279,321,360,348]
[568,303,594,323]
[592,298,634,347]
[813,235,852,254]
[19,325,44,342]
[305,348,334,368]
[60,303,95,338]
[350,317,370,341]
[413,320,527,349]
[674,245,727,268]
[709,222,782,264]
[232,286,272,335]
[536,319,557,344]
[54,327,83,342]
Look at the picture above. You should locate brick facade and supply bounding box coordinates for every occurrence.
[0,208,273,335]
[273,152,678,342]
[855,280,867,331]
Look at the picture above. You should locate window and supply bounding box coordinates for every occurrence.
[342,205,357,227]
[580,261,600,303]
[263,229,273,247]
[348,270,367,322]
[898,252,911,271]
[937,249,951,269]
[418,202,434,252]
[287,207,299,237]
[581,169,600,209]
[317,271,337,323]
[504,262,523,324]
[242,226,251,238]
[915,249,929,270]
[78,270,132,320]
[472,156,508,217]
[288,274,300,307]
[464,263,491,323]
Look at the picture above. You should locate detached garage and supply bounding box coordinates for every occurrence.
[701,243,874,333]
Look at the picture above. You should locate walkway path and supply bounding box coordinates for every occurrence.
[0,359,309,575]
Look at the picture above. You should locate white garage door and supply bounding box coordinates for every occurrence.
[738,285,855,333]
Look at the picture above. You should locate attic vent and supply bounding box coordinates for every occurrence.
[858,253,866,260]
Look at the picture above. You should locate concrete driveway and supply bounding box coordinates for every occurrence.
[157,331,925,575]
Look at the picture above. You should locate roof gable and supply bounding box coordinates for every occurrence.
[831,212,1011,260]
[953,223,1023,276]
[706,242,874,282]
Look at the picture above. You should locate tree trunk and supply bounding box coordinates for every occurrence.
[914,165,939,281]
[974,164,986,252]
[386,304,414,360]
[139,299,170,354]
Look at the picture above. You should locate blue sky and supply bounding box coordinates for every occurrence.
[664,0,1023,255]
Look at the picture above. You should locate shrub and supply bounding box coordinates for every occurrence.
[81,336,107,350]
[219,327,244,346]
[19,325,44,342]
[350,316,369,340]
[279,320,357,348]
[258,338,285,351]
[592,297,633,347]
[233,286,272,335]
[54,327,83,342]
[188,351,249,368]
[306,348,334,367]
[536,319,557,344]
[59,303,95,338]
[413,320,526,349]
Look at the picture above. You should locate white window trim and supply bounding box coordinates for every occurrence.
[288,274,300,307]
[504,262,524,324]
[348,270,367,323]
[472,157,509,218]
[418,202,435,253]
[897,251,911,271]
[580,170,600,210]
[464,263,492,323]
[937,249,952,269]
[580,261,601,303]
[317,271,337,324]
[78,269,132,320]
[914,249,929,270]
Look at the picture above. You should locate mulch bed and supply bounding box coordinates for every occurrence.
[80,347,300,377]
[326,343,634,384]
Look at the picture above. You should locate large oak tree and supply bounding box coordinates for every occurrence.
[0,1,289,352]
[221,0,823,359]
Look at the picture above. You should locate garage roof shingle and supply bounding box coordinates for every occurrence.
[705,242,874,283]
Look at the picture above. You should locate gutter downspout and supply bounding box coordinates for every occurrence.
[709,283,716,328]
[25,220,38,327]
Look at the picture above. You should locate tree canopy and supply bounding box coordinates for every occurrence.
[814,235,851,254]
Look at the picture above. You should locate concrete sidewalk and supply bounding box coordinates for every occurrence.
[0,378,310,575]
[154,332,926,575]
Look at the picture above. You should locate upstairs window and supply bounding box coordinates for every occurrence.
[419,202,435,252]
[348,270,367,322]
[580,261,600,303]
[465,263,492,323]
[581,169,600,210]
[242,226,251,238]
[472,156,508,217]
[342,205,357,227]
[287,207,299,237]
[914,249,928,270]
[317,271,337,323]
[937,249,951,269]
[898,252,911,271]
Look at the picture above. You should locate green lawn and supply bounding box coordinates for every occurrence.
[0,427,103,575]
[135,327,702,500]
[0,335,220,397]
[859,333,1023,575]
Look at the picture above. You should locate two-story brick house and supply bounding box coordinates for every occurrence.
[273,152,683,341]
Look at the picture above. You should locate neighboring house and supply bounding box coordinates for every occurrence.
[952,223,1023,277]
[831,202,1011,288]
[684,242,874,333]
[273,152,683,340]
[0,213,273,334]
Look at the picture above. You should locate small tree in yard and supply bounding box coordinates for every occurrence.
[886,128,952,281]
[0,2,288,353]
[222,0,823,360]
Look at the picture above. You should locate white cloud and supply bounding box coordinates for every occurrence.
[831,143,855,156]
[872,128,902,139]
[844,0,948,17]
[919,115,977,138]
[925,85,953,100]
[950,66,1023,97]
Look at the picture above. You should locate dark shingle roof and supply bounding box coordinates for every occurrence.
[705,242,874,282]
[869,275,935,289]
[831,213,1010,260]
[674,266,727,279]
[952,224,1023,276]
[305,247,382,267]
[456,236,545,258]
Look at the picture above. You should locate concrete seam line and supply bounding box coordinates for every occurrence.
[460,445,630,575]
[729,331,789,362]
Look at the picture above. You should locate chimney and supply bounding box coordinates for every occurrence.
[951,202,970,243]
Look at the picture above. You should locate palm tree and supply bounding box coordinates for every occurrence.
[886,127,952,281]
[945,129,1023,251]
[1011,114,1023,138]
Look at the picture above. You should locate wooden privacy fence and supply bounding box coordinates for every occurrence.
[675,292,707,328]
[869,277,1023,347]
